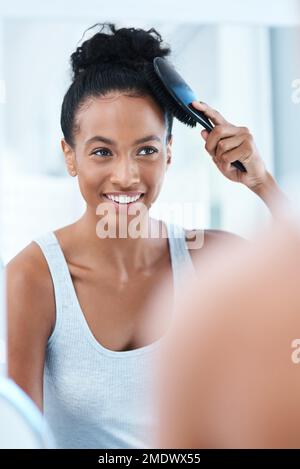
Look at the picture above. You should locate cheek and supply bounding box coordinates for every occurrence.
[146,159,168,197]
[76,162,106,206]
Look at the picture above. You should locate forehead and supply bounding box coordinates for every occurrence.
[75,93,166,142]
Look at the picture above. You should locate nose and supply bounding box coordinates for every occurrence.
[109,155,140,188]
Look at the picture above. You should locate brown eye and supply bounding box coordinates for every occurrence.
[138,147,158,156]
[92,148,112,157]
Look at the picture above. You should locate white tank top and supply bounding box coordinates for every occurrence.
[33,221,196,449]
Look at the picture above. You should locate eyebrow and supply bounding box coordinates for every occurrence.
[85,134,161,147]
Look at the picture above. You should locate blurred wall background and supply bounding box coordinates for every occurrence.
[0,0,300,264]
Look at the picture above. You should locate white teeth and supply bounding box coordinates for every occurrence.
[105,194,142,204]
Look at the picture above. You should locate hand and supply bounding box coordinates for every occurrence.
[192,100,267,190]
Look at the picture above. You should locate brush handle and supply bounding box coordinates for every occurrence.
[189,104,247,173]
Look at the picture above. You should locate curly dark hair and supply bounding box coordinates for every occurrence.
[60,22,174,147]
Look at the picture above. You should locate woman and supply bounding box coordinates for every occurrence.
[6,23,285,449]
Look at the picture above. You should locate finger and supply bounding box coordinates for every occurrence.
[217,141,251,165]
[201,129,209,141]
[205,124,238,155]
[212,154,229,170]
[215,134,245,159]
[191,100,228,126]
[213,157,241,180]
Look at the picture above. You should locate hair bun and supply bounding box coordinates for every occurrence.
[71,22,171,80]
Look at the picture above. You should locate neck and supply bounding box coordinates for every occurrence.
[74,207,168,276]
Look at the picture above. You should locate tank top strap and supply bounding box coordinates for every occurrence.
[33,231,74,310]
[166,222,196,287]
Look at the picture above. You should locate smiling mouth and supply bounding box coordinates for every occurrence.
[103,193,144,205]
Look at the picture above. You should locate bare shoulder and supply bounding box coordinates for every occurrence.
[184,228,247,266]
[5,241,53,318]
[184,227,247,245]
[6,240,55,346]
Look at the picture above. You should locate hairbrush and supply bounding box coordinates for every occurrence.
[144,57,246,173]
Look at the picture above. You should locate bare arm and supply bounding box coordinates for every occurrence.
[6,242,55,412]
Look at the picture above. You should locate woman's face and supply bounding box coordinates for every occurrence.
[61,92,172,227]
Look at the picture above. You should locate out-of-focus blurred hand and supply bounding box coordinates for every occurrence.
[154,212,300,449]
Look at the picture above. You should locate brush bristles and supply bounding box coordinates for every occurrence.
[144,65,197,128]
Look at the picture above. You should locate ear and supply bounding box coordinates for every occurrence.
[166,135,173,168]
[61,138,77,177]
